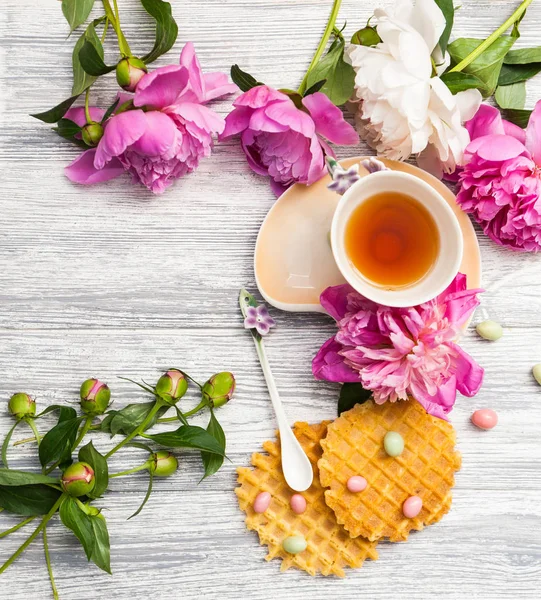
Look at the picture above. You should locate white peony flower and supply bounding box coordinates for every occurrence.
[346,0,481,175]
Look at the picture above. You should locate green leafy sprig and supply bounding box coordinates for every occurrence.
[0,366,234,598]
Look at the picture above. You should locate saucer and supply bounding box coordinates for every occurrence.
[254,157,481,313]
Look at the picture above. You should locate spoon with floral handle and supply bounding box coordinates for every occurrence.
[239,289,313,492]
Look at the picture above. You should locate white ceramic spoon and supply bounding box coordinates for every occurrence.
[240,289,313,492]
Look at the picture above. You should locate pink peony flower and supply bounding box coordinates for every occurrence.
[456,102,541,251]
[65,43,237,194]
[312,274,484,420]
[219,85,359,196]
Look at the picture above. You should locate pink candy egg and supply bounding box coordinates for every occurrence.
[347,476,367,493]
[471,408,498,430]
[290,494,307,515]
[253,491,271,514]
[403,495,423,518]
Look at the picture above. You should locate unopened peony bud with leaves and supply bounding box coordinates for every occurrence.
[0,366,234,596]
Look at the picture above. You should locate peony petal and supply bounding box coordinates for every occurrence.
[450,342,484,397]
[525,100,541,165]
[220,106,253,140]
[130,111,177,157]
[64,106,105,128]
[65,149,124,185]
[202,72,238,102]
[269,177,289,197]
[264,101,316,137]
[397,0,446,53]
[503,119,526,144]
[179,42,204,102]
[94,110,148,169]
[134,65,190,110]
[168,102,225,135]
[302,93,359,145]
[320,284,356,322]
[410,376,456,421]
[312,336,361,382]
[233,85,288,109]
[465,103,505,140]
[467,134,527,162]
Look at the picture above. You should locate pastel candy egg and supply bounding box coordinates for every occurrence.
[253,491,271,514]
[290,494,307,515]
[403,495,423,518]
[347,476,367,493]
[282,535,307,554]
[476,320,503,341]
[532,363,541,385]
[471,408,498,430]
[384,431,404,457]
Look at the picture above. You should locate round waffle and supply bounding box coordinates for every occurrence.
[235,421,378,576]
[318,400,461,542]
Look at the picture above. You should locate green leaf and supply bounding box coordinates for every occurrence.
[440,71,485,94]
[72,19,105,96]
[102,401,167,436]
[54,118,82,140]
[495,82,526,110]
[448,36,517,97]
[89,513,111,573]
[78,442,108,499]
[337,383,372,416]
[128,471,153,519]
[62,0,95,33]
[101,98,120,124]
[31,95,81,123]
[303,79,327,97]
[1,422,19,468]
[144,425,226,456]
[505,46,541,64]
[140,0,179,64]
[498,62,541,85]
[0,469,59,487]
[201,410,226,479]
[230,65,264,93]
[0,484,62,516]
[434,0,454,54]
[305,37,355,106]
[36,405,77,421]
[79,38,115,76]
[39,417,82,468]
[502,108,532,128]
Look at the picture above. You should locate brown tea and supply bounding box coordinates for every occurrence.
[344,192,439,288]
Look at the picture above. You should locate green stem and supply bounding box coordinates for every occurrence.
[109,463,150,478]
[43,526,59,600]
[73,416,93,450]
[101,17,109,44]
[25,418,41,446]
[13,435,37,446]
[102,0,131,57]
[0,516,37,539]
[84,88,92,124]
[450,0,534,73]
[0,495,64,575]
[298,0,343,94]
[105,402,162,459]
[157,399,208,423]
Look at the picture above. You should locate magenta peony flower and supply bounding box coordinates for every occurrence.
[65,43,237,194]
[219,85,359,196]
[457,102,541,251]
[312,274,484,420]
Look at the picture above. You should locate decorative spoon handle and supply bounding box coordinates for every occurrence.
[239,289,313,492]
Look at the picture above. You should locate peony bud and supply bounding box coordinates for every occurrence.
[155,369,188,406]
[61,462,95,497]
[81,121,104,147]
[8,393,36,420]
[80,379,111,416]
[116,56,148,92]
[148,451,178,477]
[351,26,381,47]
[202,372,236,408]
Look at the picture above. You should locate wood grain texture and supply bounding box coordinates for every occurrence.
[0,1,540,599]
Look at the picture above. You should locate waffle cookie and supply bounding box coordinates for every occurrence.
[318,400,461,542]
[235,421,379,576]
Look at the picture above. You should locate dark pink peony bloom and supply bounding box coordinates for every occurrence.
[457,102,541,251]
[312,274,484,420]
[220,85,359,196]
[65,43,237,194]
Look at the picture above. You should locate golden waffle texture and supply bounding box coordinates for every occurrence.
[235,421,379,576]
[318,400,461,542]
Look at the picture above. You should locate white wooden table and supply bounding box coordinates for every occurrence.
[1,1,540,598]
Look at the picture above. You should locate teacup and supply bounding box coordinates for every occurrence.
[331,170,463,307]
